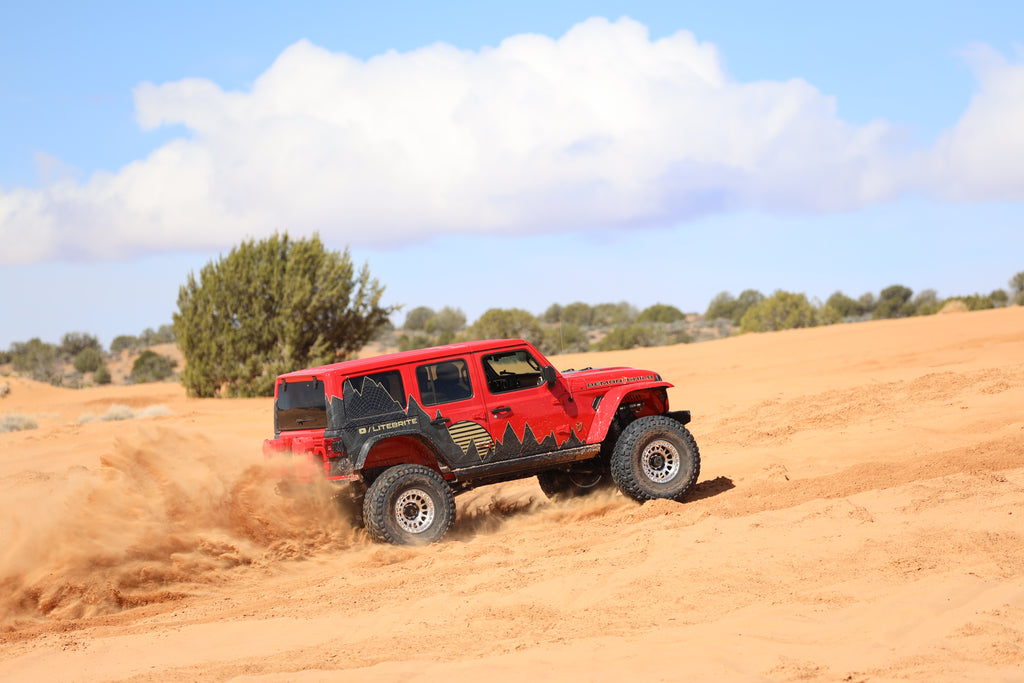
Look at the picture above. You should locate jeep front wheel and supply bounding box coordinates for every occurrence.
[610,415,700,502]
[363,464,456,545]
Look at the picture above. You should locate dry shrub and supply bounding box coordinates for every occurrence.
[0,413,38,433]
[78,404,172,424]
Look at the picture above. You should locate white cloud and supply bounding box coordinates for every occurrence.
[925,43,1024,201]
[1,17,1022,265]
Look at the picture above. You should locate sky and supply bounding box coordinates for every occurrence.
[2,1,1023,349]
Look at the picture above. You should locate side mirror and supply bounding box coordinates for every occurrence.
[541,365,558,388]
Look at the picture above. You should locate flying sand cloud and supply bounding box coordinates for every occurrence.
[2,17,1023,266]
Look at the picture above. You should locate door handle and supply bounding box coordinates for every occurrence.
[490,406,511,416]
[431,416,451,426]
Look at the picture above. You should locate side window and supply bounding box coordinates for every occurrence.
[482,349,544,394]
[349,370,407,410]
[416,359,472,406]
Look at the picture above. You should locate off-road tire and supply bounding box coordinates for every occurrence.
[363,464,455,545]
[610,415,700,503]
[537,465,611,501]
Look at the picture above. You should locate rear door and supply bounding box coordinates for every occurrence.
[412,356,494,466]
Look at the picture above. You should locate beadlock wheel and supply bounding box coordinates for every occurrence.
[641,439,681,483]
[394,488,435,534]
[363,464,456,545]
[610,415,701,503]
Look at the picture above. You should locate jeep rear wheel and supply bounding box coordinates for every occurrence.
[610,415,700,503]
[537,465,610,501]
[363,464,455,545]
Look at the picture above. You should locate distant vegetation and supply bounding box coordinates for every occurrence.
[3,266,1022,391]
[110,325,175,354]
[418,270,1024,352]
[391,301,697,355]
[0,325,176,387]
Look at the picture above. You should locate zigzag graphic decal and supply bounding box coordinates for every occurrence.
[334,376,587,470]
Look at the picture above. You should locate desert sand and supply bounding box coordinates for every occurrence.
[1,307,1022,681]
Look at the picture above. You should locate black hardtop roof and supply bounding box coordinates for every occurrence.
[277,338,534,382]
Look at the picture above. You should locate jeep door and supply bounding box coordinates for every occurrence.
[476,346,585,456]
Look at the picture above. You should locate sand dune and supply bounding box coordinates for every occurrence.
[1,307,1022,681]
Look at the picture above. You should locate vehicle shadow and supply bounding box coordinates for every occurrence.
[687,475,735,503]
[449,475,736,540]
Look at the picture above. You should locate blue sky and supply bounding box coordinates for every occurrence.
[2,1,1023,348]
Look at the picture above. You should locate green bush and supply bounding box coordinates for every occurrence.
[543,303,563,323]
[873,285,915,319]
[399,306,466,348]
[424,306,466,345]
[403,306,435,332]
[733,290,765,324]
[139,325,175,346]
[591,302,637,326]
[74,347,104,373]
[705,291,737,321]
[60,332,101,359]
[462,308,543,346]
[705,290,764,325]
[817,304,843,325]
[10,338,61,384]
[825,291,864,318]
[110,335,140,354]
[597,324,654,351]
[130,350,177,384]
[560,302,593,327]
[858,292,877,315]
[540,323,589,355]
[595,323,691,351]
[740,291,817,333]
[94,364,112,385]
[636,303,684,324]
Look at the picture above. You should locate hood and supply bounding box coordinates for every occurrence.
[561,366,667,395]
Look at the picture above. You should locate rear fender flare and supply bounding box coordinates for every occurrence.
[352,433,452,473]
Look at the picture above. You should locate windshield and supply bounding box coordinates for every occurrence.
[482,349,543,394]
[276,379,327,431]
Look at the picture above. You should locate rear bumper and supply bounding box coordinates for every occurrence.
[263,438,359,487]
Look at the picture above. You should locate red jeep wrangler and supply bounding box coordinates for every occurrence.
[263,339,700,545]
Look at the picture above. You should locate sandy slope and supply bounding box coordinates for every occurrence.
[1,307,1022,681]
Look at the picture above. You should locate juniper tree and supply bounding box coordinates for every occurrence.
[173,233,395,397]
